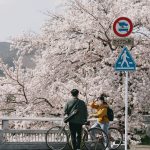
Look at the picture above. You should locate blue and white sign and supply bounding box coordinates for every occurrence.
[115,47,136,71]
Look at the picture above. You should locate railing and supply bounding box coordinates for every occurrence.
[0,117,67,150]
[0,117,101,143]
[0,117,102,143]
[0,117,65,143]
[1,116,149,150]
[0,116,149,139]
[0,130,47,142]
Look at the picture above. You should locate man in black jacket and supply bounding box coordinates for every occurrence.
[64,89,88,150]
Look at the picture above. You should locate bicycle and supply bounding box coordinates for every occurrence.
[83,121,123,150]
[45,121,109,150]
[83,121,109,150]
[87,106,124,150]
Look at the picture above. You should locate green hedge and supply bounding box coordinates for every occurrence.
[141,135,150,145]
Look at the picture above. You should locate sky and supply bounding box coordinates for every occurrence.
[0,0,63,42]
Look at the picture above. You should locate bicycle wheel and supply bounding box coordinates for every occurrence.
[46,126,68,150]
[83,127,109,150]
[109,127,123,149]
[81,128,89,150]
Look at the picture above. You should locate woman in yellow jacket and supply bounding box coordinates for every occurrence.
[89,95,110,149]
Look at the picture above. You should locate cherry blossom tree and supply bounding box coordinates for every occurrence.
[0,0,150,143]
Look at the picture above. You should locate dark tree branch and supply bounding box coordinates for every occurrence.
[34,97,54,108]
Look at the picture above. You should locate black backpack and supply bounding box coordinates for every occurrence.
[107,107,114,121]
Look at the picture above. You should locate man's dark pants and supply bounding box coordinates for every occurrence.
[69,123,82,150]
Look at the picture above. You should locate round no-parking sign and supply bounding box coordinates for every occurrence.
[113,17,133,37]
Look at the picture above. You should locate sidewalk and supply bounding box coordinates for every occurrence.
[130,145,150,150]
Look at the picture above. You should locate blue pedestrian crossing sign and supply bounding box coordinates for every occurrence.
[115,47,136,71]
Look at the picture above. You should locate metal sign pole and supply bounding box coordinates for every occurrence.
[125,71,128,150]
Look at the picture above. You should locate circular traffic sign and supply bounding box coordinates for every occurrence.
[113,17,133,37]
